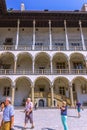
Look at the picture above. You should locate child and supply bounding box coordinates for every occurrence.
[58,101,68,130]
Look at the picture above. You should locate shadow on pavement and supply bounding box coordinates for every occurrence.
[14,125,23,129]
[42,128,56,130]
[68,115,78,118]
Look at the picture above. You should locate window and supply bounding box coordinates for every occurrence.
[59,86,65,95]
[39,87,44,92]
[71,43,80,46]
[35,43,43,46]
[73,62,83,69]
[56,62,65,69]
[3,87,10,96]
[81,85,87,94]
[4,38,13,45]
[55,43,64,46]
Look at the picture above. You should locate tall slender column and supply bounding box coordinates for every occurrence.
[69,83,74,107]
[31,86,34,104]
[68,58,71,74]
[64,20,69,50]
[51,86,54,107]
[49,20,52,50]
[50,58,53,74]
[32,58,35,74]
[79,20,86,50]
[11,83,15,106]
[14,57,17,74]
[15,19,20,50]
[32,20,36,50]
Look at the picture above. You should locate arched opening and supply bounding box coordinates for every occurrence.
[15,77,32,106]
[34,77,51,107]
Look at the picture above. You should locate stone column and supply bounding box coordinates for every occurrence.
[32,58,35,74]
[14,58,17,74]
[69,83,74,107]
[68,58,71,74]
[79,20,86,50]
[11,84,15,106]
[50,58,53,74]
[31,86,34,104]
[64,20,69,50]
[51,86,54,107]
[32,20,35,50]
[49,20,52,50]
[15,19,20,50]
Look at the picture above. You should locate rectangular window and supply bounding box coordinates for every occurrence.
[3,87,10,96]
[4,38,13,45]
[59,87,65,95]
[56,62,65,69]
[71,43,80,46]
[39,87,44,92]
[55,43,64,46]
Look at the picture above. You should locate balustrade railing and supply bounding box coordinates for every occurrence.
[34,69,51,75]
[0,45,87,51]
[0,68,86,75]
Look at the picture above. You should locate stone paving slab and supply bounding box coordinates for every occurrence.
[14,108,87,130]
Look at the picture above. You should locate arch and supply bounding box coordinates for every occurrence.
[70,52,86,61]
[15,76,32,86]
[52,52,68,61]
[34,76,51,86]
[0,52,15,69]
[0,77,13,85]
[17,52,33,60]
[71,76,87,84]
[71,76,87,103]
[35,52,50,59]
[0,77,13,100]
[14,76,32,106]
[16,52,33,73]
[70,52,86,70]
[53,77,69,86]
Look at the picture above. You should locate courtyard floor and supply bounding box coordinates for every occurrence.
[14,107,87,130]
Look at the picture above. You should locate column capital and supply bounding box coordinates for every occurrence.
[64,20,66,25]
[49,20,51,24]
[79,20,81,25]
[33,19,36,24]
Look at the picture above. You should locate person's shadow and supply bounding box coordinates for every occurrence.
[42,128,56,130]
[14,125,24,129]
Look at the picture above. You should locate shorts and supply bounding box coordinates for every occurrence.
[25,112,33,124]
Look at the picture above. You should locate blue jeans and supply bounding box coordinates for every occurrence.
[61,115,68,130]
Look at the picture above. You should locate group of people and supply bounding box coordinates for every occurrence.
[0,97,83,130]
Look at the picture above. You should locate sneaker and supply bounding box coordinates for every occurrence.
[30,126,34,129]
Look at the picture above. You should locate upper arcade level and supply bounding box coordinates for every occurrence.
[0,24,87,52]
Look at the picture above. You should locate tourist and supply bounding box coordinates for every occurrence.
[0,102,5,129]
[58,101,68,130]
[2,97,14,130]
[76,100,83,118]
[24,98,34,129]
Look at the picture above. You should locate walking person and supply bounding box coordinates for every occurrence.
[0,102,5,129]
[76,100,83,118]
[58,101,68,130]
[2,97,14,130]
[24,98,34,129]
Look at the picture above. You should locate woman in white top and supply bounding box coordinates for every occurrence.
[0,102,5,129]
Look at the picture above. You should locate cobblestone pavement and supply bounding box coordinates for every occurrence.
[14,108,87,130]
